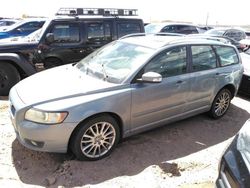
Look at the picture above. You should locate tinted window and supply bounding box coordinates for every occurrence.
[191,46,217,71]
[214,46,239,66]
[224,29,246,41]
[144,46,187,78]
[87,23,111,42]
[52,24,80,43]
[161,25,176,33]
[177,25,198,34]
[118,23,141,38]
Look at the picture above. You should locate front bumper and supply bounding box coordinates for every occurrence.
[8,88,76,153]
[239,74,250,94]
[216,137,250,188]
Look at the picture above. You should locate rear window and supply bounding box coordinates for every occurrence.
[214,46,239,66]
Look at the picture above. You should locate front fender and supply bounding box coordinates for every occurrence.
[0,53,36,76]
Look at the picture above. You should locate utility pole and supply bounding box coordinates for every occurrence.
[206,12,209,26]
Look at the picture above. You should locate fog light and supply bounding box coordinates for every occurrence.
[25,139,44,148]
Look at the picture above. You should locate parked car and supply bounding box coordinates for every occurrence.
[0,18,19,27]
[191,33,247,52]
[0,18,45,39]
[145,22,206,34]
[0,8,144,96]
[216,119,250,188]
[239,50,250,94]
[9,34,243,161]
[205,28,247,42]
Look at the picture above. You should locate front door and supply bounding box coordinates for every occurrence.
[130,46,191,132]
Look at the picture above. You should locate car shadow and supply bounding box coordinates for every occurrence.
[11,103,249,187]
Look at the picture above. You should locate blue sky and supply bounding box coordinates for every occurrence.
[1,0,249,25]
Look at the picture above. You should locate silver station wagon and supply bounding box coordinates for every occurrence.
[9,34,243,160]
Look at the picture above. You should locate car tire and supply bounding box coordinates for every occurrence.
[209,88,232,119]
[0,62,20,96]
[70,115,120,161]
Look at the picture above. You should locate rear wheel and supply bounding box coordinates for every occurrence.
[209,88,232,119]
[0,62,20,96]
[70,115,120,161]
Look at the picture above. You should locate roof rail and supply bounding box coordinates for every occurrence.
[56,8,138,17]
[120,32,184,40]
[119,33,146,39]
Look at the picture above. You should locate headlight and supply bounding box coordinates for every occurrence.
[25,108,68,124]
[237,119,250,171]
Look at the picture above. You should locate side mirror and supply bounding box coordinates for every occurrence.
[138,72,162,83]
[45,33,54,44]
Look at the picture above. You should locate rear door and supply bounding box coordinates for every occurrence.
[186,45,218,112]
[85,21,113,55]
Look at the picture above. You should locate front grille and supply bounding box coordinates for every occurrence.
[239,74,250,94]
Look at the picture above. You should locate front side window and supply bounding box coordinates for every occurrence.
[52,24,80,43]
[87,22,111,42]
[161,25,176,33]
[117,23,141,38]
[191,45,217,71]
[214,45,239,66]
[144,46,187,78]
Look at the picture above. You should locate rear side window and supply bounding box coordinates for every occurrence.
[214,46,239,66]
[117,23,141,38]
[52,24,80,43]
[87,23,111,42]
[191,45,217,71]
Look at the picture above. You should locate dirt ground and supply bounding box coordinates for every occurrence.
[1,94,250,188]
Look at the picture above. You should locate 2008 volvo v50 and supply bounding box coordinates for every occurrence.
[9,34,243,160]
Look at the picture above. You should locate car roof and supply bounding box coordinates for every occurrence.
[120,35,227,49]
[146,22,199,27]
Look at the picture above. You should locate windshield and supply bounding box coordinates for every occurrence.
[205,29,225,36]
[76,41,154,84]
[24,19,50,42]
[145,24,164,33]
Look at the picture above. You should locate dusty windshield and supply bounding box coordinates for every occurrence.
[76,41,154,84]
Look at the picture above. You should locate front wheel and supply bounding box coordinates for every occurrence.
[0,63,20,96]
[209,88,232,119]
[70,115,120,161]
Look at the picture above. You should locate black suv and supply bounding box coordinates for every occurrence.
[0,8,144,95]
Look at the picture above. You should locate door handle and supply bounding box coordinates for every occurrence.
[176,80,183,84]
[215,72,231,76]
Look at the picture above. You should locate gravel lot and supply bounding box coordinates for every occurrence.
[1,94,250,188]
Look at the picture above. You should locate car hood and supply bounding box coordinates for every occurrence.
[0,40,38,51]
[14,64,117,105]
